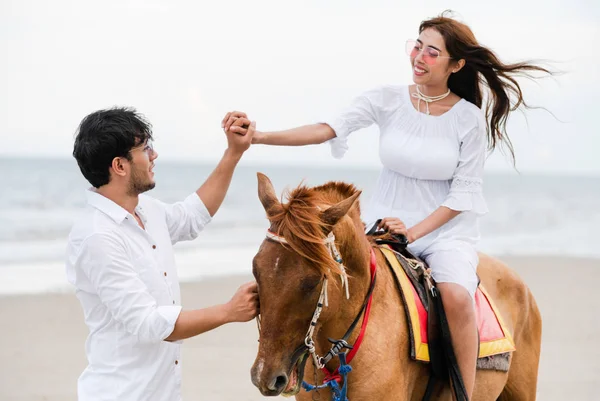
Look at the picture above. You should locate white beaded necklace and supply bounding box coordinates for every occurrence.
[411,85,451,115]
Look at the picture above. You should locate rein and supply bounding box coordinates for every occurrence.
[320,250,377,376]
[262,230,378,400]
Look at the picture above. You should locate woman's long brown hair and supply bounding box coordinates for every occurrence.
[420,11,553,164]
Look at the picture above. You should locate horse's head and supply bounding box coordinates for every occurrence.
[250,173,370,397]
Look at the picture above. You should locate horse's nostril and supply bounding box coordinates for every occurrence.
[268,373,288,392]
[275,375,287,390]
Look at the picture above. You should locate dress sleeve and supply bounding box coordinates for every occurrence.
[441,114,489,215]
[322,88,381,159]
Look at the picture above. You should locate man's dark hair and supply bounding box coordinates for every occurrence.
[73,107,153,188]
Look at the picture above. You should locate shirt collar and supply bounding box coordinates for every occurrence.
[86,188,133,224]
[136,203,148,224]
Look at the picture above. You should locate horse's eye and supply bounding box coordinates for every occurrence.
[300,276,321,293]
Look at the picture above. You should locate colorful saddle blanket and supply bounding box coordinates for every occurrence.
[380,246,516,362]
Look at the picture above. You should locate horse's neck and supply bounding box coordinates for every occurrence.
[338,232,373,308]
[315,242,413,380]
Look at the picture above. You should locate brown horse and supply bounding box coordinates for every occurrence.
[250,173,542,400]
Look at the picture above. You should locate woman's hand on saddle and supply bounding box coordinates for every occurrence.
[378,217,407,236]
[378,217,417,243]
[225,281,260,323]
[221,111,265,144]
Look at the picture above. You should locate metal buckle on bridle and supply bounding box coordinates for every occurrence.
[319,338,353,366]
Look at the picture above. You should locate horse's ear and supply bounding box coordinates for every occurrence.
[257,172,280,218]
[320,191,361,228]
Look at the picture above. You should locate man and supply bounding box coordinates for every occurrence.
[66,107,259,400]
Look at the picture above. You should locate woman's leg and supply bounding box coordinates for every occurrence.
[422,247,479,399]
[437,282,478,399]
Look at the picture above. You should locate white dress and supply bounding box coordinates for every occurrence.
[323,85,488,297]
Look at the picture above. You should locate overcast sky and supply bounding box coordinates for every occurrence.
[1,0,598,174]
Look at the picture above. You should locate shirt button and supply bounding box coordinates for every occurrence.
[172,300,175,304]
[152,245,156,249]
[175,360,179,365]
[163,272,167,277]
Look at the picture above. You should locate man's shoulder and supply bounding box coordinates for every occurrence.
[65,208,124,280]
[138,193,167,218]
[138,193,159,207]
[68,207,119,247]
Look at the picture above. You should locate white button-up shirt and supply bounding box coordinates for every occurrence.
[66,189,211,401]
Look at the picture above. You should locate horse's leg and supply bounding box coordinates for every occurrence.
[497,286,542,401]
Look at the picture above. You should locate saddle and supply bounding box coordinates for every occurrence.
[366,222,468,400]
[367,221,515,400]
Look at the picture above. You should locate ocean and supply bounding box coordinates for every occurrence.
[1,157,599,294]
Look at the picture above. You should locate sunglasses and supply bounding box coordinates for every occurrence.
[405,39,452,65]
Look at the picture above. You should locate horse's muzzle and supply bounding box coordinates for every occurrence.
[251,362,288,396]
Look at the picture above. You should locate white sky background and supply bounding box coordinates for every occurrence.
[1,0,598,174]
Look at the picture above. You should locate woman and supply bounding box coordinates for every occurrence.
[223,12,551,399]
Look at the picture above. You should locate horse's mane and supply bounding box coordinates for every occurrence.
[268,181,362,276]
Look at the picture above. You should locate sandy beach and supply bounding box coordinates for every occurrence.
[1,255,599,401]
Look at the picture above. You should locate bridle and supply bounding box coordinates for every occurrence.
[260,229,378,394]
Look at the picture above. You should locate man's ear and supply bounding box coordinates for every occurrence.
[110,157,128,177]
